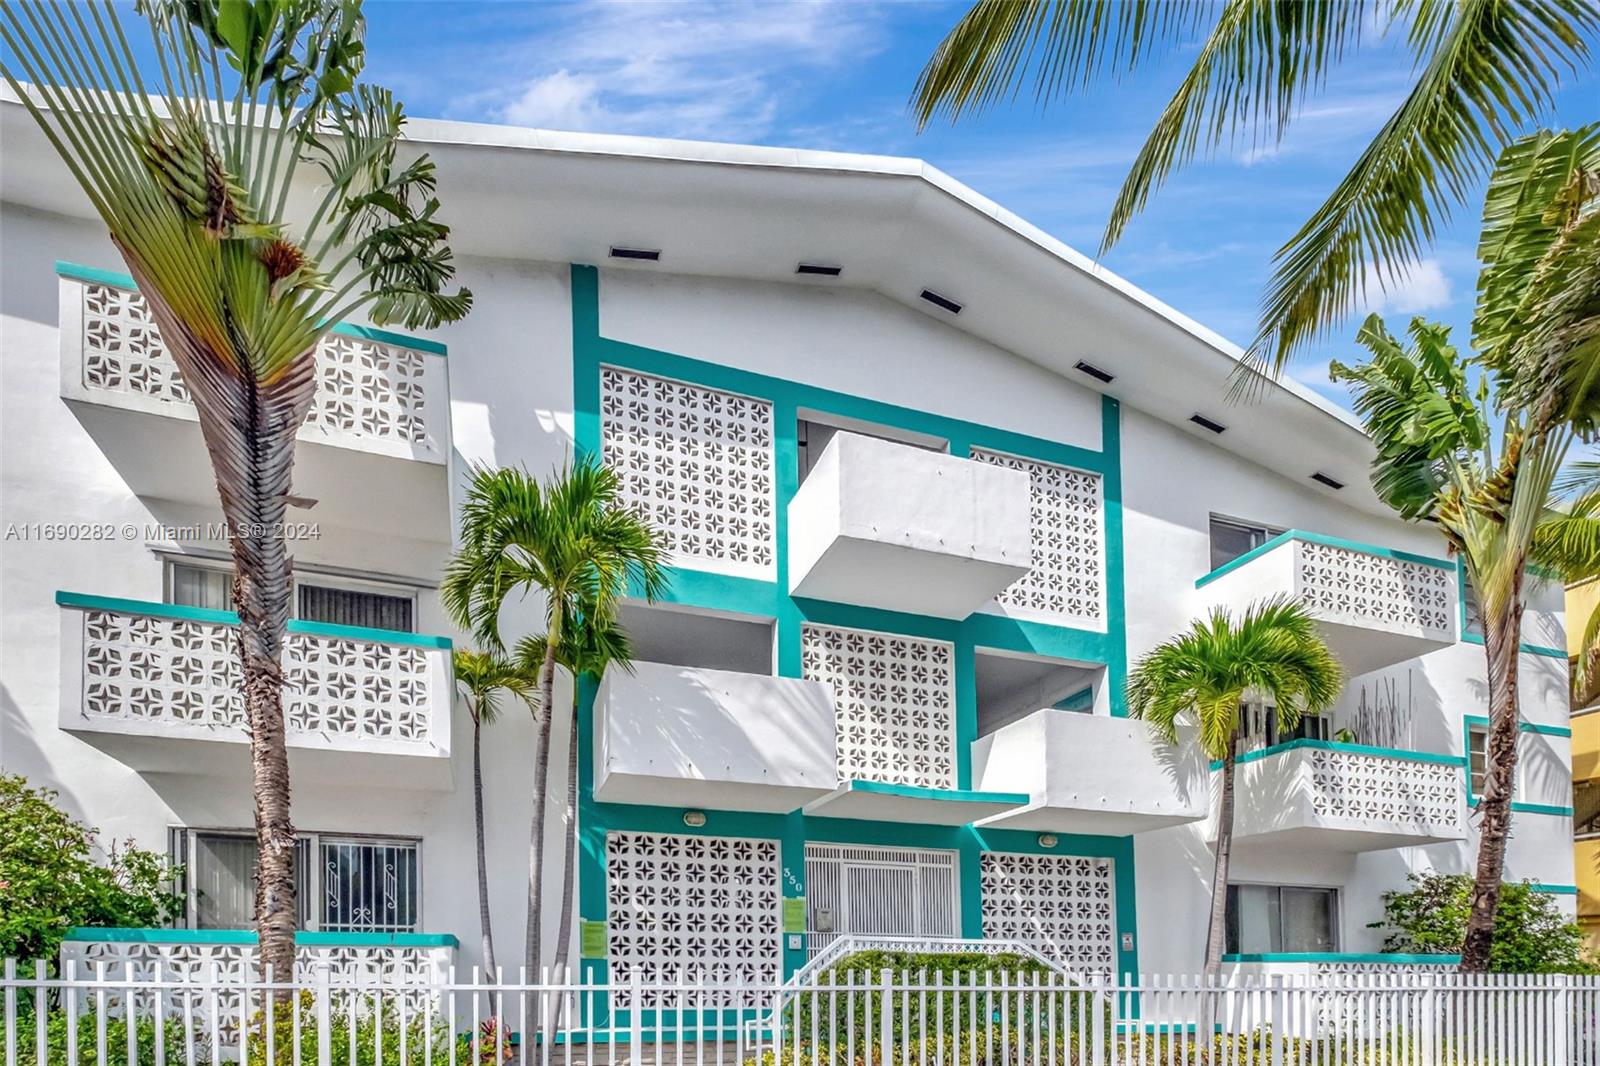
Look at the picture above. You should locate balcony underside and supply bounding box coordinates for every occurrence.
[803,780,1027,825]
[63,724,454,791]
[977,800,1203,836]
[1315,621,1451,678]
[1226,822,1464,853]
[65,399,451,543]
[592,771,832,813]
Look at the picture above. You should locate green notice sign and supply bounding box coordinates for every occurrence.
[782,897,806,933]
[580,919,607,959]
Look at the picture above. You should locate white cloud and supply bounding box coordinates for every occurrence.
[1355,258,1453,316]
[450,1,889,142]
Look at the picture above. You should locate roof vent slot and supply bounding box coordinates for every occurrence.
[797,263,842,277]
[609,246,661,262]
[1189,413,1227,434]
[919,289,962,315]
[1310,471,1345,490]
[1073,360,1114,384]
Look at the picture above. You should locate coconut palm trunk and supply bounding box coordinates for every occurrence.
[1206,746,1237,978]
[472,709,498,977]
[1460,571,1527,971]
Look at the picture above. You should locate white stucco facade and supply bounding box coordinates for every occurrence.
[0,92,1576,983]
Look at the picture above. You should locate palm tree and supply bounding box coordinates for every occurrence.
[912,1,1596,377]
[514,616,635,1032]
[0,1,471,979]
[1128,597,1342,975]
[442,459,666,979]
[1330,125,1600,970]
[453,649,540,977]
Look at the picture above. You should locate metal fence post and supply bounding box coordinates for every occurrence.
[879,968,893,1066]
[315,963,332,1066]
[1554,972,1573,1066]
[1269,974,1285,1066]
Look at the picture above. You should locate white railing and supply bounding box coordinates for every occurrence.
[60,272,449,464]
[4,962,1596,1064]
[59,596,453,760]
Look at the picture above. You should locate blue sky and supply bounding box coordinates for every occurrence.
[86,1,1592,408]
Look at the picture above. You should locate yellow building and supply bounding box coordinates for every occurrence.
[1570,578,1600,951]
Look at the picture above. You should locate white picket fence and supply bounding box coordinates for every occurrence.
[3,959,1597,1065]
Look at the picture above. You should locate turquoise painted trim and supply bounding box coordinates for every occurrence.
[837,779,1030,807]
[66,928,458,948]
[567,263,1139,1006]
[1224,952,1458,965]
[56,591,450,650]
[1195,529,1455,589]
[1463,713,1573,737]
[1210,739,1464,772]
[54,261,447,356]
[1529,884,1579,895]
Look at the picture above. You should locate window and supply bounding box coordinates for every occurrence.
[1468,724,1488,796]
[297,582,413,632]
[1225,884,1339,954]
[1463,576,1485,638]
[166,559,415,632]
[1236,700,1329,753]
[174,829,419,932]
[1576,779,1600,838]
[796,417,945,485]
[1209,517,1285,571]
[170,561,233,611]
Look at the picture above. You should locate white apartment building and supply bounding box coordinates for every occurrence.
[0,86,1577,997]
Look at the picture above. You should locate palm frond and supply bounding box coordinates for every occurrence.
[1249,0,1596,374]
[453,647,540,726]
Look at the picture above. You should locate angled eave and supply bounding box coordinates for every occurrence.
[1,86,1381,511]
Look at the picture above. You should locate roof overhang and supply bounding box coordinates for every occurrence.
[0,86,1384,511]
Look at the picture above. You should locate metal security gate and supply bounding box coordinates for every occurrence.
[804,844,958,957]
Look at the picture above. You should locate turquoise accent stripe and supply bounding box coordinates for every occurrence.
[837,779,1030,806]
[1225,952,1458,965]
[56,591,451,650]
[1462,713,1573,738]
[1195,529,1455,589]
[1529,884,1579,896]
[54,261,448,356]
[65,928,458,948]
[1211,739,1464,771]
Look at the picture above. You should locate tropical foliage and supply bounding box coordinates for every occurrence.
[453,649,540,978]
[1372,873,1595,974]
[912,0,1597,376]
[0,0,471,978]
[442,457,665,978]
[0,773,181,966]
[1127,597,1343,974]
[1330,125,1600,970]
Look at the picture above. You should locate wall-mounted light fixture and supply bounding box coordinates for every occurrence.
[1038,833,1058,849]
[682,810,707,828]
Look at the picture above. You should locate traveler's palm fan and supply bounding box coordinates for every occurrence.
[0,0,471,979]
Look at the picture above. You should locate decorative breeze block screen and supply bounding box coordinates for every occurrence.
[600,366,775,578]
[1296,541,1455,641]
[800,623,956,789]
[970,450,1104,628]
[1309,749,1459,832]
[606,831,782,1007]
[78,610,435,749]
[76,279,437,451]
[980,852,1116,975]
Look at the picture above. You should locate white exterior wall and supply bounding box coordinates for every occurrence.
[2,162,1573,980]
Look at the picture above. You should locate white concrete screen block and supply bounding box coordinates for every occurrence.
[971,710,1207,835]
[787,432,1032,619]
[594,660,839,812]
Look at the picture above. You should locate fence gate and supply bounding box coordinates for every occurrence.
[804,844,958,957]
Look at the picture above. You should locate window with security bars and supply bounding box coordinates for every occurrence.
[173,829,419,932]
[804,844,959,957]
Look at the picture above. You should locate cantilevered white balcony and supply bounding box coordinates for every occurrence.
[57,592,453,789]
[788,432,1031,619]
[1223,741,1465,852]
[594,660,839,812]
[56,265,452,541]
[970,710,1207,834]
[1196,531,1458,675]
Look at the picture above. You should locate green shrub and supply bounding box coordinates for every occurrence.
[0,773,181,965]
[244,991,512,1065]
[1370,872,1596,973]
[4,1004,186,1065]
